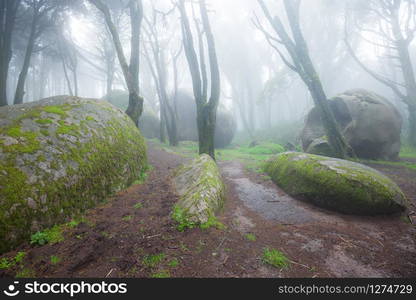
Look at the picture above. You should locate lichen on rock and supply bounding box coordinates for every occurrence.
[172,154,225,229]
[0,96,147,253]
[264,152,409,215]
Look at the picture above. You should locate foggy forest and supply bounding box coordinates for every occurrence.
[0,0,415,280]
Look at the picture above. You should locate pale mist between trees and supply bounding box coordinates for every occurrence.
[1,0,415,159]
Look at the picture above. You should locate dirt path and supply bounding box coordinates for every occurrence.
[1,144,415,278]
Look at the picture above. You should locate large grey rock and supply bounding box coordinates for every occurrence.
[264,152,409,215]
[301,89,402,160]
[172,154,225,228]
[0,96,147,253]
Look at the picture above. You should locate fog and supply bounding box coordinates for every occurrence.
[1,0,415,150]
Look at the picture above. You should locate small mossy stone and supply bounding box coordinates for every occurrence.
[0,96,147,254]
[172,154,225,228]
[264,152,409,215]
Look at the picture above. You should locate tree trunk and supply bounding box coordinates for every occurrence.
[392,20,416,147]
[73,66,78,96]
[197,105,216,158]
[408,105,416,147]
[0,0,20,106]
[179,0,220,159]
[258,0,352,158]
[61,58,73,96]
[159,103,167,143]
[89,0,143,126]
[14,13,38,105]
[198,0,220,159]
[106,56,114,96]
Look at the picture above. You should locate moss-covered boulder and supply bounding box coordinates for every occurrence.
[264,152,408,215]
[0,96,147,253]
[301,89,402,160]
[172,154,225,229]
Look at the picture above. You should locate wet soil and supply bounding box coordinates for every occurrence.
[1,145,415,278]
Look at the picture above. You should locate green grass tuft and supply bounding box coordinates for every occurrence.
[262,247,290,269]
[50,255,61,265]
[122,215,133,222]
[142,253,166,268]
[151,270,170,278]
[171,205,197,231]
[30,225,64,246]
[168,258,180,268]
[133,202,143,209]
[245,233,256,242]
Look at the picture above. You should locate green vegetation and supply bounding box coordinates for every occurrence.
[151,270,170,278]
[67,219,80,228]
[3,125,40,153]
[133,202,143,209]
[244,233,256,242]
[142,253,166,268]
[86,116,96,122]
[50,255,61,265]
[199,215,225,230]
[56,121,80,136]
[30,225,64,246]
[0,251,26,271]
[14,251,26,263]
[35,119,53,125]
[151,139,286,173]
[43,105,68,117]
[168,258,180,268]
[172,205,197,231]
[172,205,225,231]
[262,248,290,269]
[400,145,416,159]
[132,166,151,185]
[239,143,285,155]
[122,215,133,222]
[0,258,12,269]
[15,268,35,278]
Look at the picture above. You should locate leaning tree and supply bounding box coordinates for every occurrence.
[89,0,144,126]
[255,0,354,158]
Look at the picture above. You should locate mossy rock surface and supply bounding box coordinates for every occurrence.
[0,96,147,253]
[173,154,225,224]
[264,152,408,215]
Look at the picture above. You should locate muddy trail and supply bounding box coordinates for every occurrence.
[1,144,415,278]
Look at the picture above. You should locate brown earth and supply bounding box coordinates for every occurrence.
[1,144,415,278]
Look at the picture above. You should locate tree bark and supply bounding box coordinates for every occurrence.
[391,7,416,146]
[408,105,416,147]
[14,11,39,104]
[0,0,20,106]
[257,0,353,158]
[89,0,143,126]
